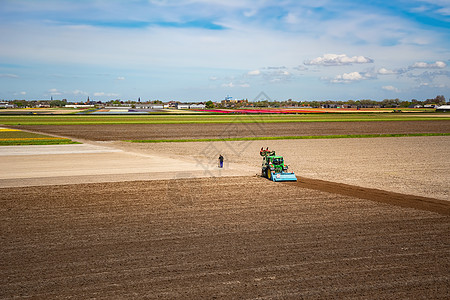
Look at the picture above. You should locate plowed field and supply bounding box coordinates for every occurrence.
[12,120,450,141]
[1,119,449,299]
[1,177,449,299]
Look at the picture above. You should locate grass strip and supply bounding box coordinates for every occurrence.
[0,137,72,141]
[126,133,450,143]
[0,139,80,146]
[0,129,79,145]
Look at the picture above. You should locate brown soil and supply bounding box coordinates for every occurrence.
[12,120,450,141]
[1,176,449,299]
[291,177,450,215]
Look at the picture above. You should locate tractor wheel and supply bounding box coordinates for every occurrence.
[268,170,272,180]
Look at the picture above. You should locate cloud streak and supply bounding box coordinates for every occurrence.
[330,71,374,83]
[304,54,374,66]
[410,61,447,69]
[0,73,19,78]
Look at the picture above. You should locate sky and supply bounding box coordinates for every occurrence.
[0,0,449,102]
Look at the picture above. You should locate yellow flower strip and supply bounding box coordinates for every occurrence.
[0,129,21,132]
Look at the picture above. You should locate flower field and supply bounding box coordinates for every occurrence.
[0,128,78,145]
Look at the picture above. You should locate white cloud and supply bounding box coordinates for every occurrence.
[436,7,450,16]
[93,92,119,97]
[265,66,287,70]
[116,76,125,80]
[0,73,19,78]
[247,69,261,75]
[382,85,400,92]
[72,89,88,95]
[221,82,249,88]
[222,82,234,88]
[284,12,300,24]
[378,68,397,75]
[330,71,373,83]
[20,91,26,95]
[305,54,374,66]
[243,9,258,17]
[410,61,447,69]
[48,88,62,95]
[293,65,308,71]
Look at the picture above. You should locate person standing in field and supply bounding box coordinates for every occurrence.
[218,154,224,168]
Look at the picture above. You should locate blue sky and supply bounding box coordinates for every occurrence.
[0,0,449,102]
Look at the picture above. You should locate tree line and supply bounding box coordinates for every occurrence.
[3,95,447,109]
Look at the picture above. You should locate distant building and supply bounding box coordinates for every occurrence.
[177,104,190,109]
[436,105,450,112]
[65,104,95,108]
[168,101,178,108]
[190,103,206,109]
[0,102,14,108]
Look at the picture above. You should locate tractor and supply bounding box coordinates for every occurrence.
[260,148,297,182]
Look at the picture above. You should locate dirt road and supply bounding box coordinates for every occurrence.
[1,176,449,299]
[0,144,251,188]
[114,136,450,201]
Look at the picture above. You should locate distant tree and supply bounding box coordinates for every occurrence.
[269,101,280,107]
[309,101,320,108]
[435,95,446,105]
[205,100,214,108]
[381,98,400,108]
[359,99,377,107]
[255,100,269,107]
[399,100,411,108]
[13,100,26,108]
[49,99,67,107]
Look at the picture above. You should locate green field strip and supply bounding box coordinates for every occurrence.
[0,114,448,125]
[126,133,450,143]
[0,129,79,146]
[0,139,80,146]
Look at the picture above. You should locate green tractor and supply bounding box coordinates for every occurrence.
[260,148,297,182]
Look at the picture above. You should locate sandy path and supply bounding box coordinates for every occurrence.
[0,143,252,188]
[1,133,448,201]
[114,136,450,201]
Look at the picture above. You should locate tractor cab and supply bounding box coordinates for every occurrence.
[271,157,284,166]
